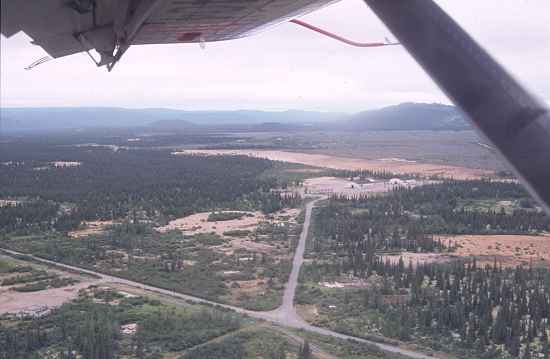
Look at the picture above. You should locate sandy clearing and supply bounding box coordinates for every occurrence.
[230,279,267,301]
[296,304,320,323]
[440,234,550,267]
[0,254,100,315]
[175,149,492,180]
[157,208,300,237]
[0,280,100,315]
[156,211,263,235]
[157,209,300,255]
[380,235,550,268]
[68,220,114,238]
[155,208,301,256]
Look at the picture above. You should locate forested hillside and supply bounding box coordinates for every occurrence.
[298,180,550,359]
[314,181,549,245]
[0,142,296,233]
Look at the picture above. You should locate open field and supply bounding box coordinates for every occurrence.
[1,206,303,310]
[440,234,550,267]
[0,254,98,316]
[157,210,265,236]
[0,281,96,315]
[176,149,492,180]
[231,131,505,172]
[1,271,409,359]
[68,220,115,238]
[156,208,301,255]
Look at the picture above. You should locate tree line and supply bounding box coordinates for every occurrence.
[313,181,549,249]
[1,142,299,234]
[304,180,550,358]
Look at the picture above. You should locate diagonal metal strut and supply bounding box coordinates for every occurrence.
[364,0,550,214]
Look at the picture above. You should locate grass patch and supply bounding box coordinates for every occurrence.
[13,277,78,292]
[208,212,247,222]
[223,229,251,237]
[183,327,298,359]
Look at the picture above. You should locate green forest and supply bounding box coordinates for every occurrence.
[1,220,296,309]
[1,288,244,358]
[3,133,550,359]
[298,180,550,359]
[0,141,302,234]
[0,285,406,359]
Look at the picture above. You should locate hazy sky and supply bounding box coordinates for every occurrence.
[1,0,549,112]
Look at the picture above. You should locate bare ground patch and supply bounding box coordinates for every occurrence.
[0,279,100,315]
[229,279,267,302]
[156,211,263,235]
[0,254,100,315]
[156,208,300,236]
[157,208,300,255]
[68,220,115,238]
[440,234,550,267]
[296,304,320,322]
[175,149,492,180]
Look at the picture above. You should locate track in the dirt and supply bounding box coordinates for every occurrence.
[1,197,437,359]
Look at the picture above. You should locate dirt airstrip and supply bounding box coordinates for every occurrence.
[174,149,492,180]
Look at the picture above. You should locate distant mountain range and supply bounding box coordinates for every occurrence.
[0,103,471,133]
[344,102,469,131]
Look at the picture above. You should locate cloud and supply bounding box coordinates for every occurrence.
[1,0,548,111]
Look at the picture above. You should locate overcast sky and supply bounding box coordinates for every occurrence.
[1,0,549,112]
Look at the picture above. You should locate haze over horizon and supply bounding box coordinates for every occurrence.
[0,101,448,114]
[1,0,549,111]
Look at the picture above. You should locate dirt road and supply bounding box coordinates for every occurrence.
[267,197,322,327]
[0,202,437,359]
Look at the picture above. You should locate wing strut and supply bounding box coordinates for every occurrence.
[24,56,52,71]
[290,19,399,48]
[364,0,550,214]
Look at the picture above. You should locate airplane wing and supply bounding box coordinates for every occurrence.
[1,0,338,70]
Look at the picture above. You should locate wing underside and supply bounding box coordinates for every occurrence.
[1,0,337,68]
